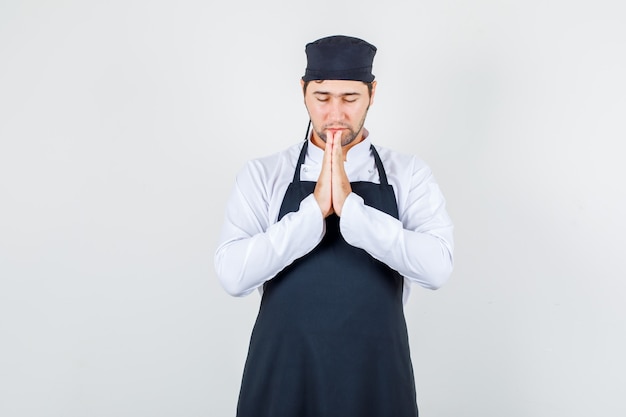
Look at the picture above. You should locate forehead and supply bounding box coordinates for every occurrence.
[307,79,368,94]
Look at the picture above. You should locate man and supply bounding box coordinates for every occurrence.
[215,35,454,417]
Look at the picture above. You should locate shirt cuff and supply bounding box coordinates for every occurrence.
[296,193,326,243]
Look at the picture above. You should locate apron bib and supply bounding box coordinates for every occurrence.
[237,141,418,417]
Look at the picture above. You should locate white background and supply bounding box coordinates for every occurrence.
[1,1,625,416]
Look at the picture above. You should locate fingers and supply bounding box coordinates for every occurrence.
[325,131,334,166]
[331,131,343,162]
[330,131,351,216]
[313,132,334,217]
[323,134,335,215]
[315,131,352,217]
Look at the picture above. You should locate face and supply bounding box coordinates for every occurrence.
[302,79,376,148]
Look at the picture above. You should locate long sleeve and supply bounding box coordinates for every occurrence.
[214,136,454,303]
[339,154,454,294]
[214,158,325,297]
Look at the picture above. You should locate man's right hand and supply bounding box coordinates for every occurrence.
[313,132,335,218]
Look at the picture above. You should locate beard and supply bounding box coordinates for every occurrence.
[314,109,369,146]
[316,125,359,146]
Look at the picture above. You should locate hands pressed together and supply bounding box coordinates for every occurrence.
[313,131,352,218]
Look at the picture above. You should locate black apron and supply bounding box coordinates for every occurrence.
[237,141,418,417]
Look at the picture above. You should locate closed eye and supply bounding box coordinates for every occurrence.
[312,92,360,103]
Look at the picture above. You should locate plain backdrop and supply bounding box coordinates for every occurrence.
[1,1,625,416]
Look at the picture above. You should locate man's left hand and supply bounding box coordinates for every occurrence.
[329,131,352,216]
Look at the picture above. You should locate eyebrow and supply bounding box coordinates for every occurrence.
[312,91,361,97]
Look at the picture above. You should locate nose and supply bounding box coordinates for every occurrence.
[327,99,344,121]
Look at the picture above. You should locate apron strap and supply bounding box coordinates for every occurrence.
[370,145,389,186]
[292,140,309,183]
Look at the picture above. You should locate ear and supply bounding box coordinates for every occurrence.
[300,79,307,107]
[369,81,377,106]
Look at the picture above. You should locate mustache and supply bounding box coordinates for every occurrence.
[322,123,351,130]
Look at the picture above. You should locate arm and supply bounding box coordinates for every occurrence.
[340,158,454,290]
[214,162,325,297]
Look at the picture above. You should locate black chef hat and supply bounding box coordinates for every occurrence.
[302,35,377,82]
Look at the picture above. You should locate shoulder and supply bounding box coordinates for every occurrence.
[372,143,432,179]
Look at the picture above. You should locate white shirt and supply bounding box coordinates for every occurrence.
[214,134,454,304]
